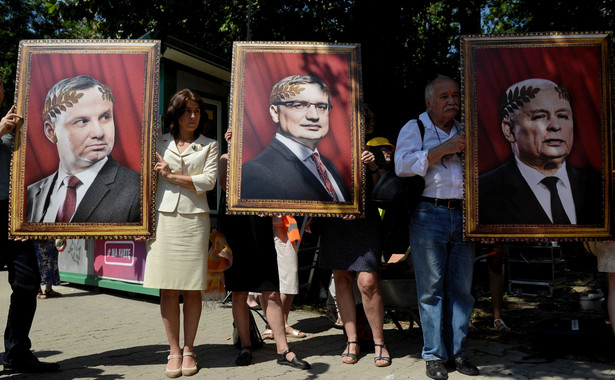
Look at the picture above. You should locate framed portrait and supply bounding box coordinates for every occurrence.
[9,39,160,238]
[226,41,364,216]
[462,32,613,241]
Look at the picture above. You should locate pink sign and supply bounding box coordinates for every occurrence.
[94,240,147,283]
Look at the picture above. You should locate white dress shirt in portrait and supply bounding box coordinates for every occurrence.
[515,157,576,224]
[275,133,346,201]
[42,156,108,222]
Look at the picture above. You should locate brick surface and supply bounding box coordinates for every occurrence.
[1,270,614,379]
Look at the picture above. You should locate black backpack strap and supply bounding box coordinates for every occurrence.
[416,117,425,149]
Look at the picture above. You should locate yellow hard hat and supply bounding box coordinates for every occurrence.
[367,137,395,151]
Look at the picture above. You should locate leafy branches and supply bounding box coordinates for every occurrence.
[42,90,84,123]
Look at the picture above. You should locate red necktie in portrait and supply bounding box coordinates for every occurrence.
[311,152,338,201]
[56,175,82,223]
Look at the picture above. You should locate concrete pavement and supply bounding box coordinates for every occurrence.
[1,269,615,379]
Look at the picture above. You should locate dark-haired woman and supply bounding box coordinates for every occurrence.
[143,89,218,378]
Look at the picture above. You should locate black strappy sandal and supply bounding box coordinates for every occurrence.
[373,343,391,367]
[341,341,360,364]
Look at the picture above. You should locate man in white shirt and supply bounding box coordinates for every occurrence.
[241,74,349,202]
[395,75,478,379]
[26,75,140,223]
[479,78,601,225]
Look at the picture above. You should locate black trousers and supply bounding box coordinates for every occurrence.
[1,199,40,365]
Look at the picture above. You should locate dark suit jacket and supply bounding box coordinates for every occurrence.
[241,137,351,201]
[479,159,602,225]
[26,155,141,223]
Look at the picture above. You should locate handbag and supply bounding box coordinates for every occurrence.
[232,309,264,350]
[371,171,424,211]
[203,229,233,300]
[370,117,426,212]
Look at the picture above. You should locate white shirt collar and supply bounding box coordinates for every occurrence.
[515,157,571,189]
[275,133,319,161]
[274,133,345,201]
[55,156,108,193]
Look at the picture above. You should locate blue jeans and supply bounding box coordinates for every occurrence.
[410,201,475,361]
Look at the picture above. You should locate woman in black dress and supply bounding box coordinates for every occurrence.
[219,140,310,370]
[319,148,391,367]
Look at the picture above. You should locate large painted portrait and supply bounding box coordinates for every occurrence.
[226,41,364,216]
[462,32,613,241]
[9,39,160,238]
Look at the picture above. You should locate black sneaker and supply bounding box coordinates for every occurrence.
[426,359,448,380]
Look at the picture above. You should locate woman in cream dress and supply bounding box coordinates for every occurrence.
[143,89,218,378]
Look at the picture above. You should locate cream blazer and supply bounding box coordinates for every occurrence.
[155,133,219,214]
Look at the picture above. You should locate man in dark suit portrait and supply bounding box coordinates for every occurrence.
[26,75,140,223]
[479,78,601,225]
[241,74,350,201]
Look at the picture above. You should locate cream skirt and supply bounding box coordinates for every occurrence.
[143,211,210,290]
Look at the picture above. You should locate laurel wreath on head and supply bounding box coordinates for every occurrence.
[270,83,305,104]
[498,84,571,120]
[42,90,84,123]
[498,85,540,120]
[555,86,571,102]
[98,85,114,103]
[42,85,114,123]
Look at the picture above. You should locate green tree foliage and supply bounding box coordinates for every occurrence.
[0,0,58,113]
[482,0,614,33]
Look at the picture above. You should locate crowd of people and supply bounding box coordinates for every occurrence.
[1,71,613,380]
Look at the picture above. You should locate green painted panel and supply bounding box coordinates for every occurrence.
[60,272,160,297]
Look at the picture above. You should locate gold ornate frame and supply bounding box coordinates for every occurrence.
[226,41,364,216]
[9,39,160,238]
[462,32,613,241]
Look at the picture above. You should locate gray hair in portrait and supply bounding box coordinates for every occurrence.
[42,75,114,124]
[498,78,571,122]
[269,74,332,108]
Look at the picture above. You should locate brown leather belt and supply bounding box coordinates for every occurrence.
[420,197,463,209]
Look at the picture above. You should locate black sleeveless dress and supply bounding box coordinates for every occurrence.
[220,194,279,292]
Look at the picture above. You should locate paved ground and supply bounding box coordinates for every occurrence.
[1,269,615,379]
